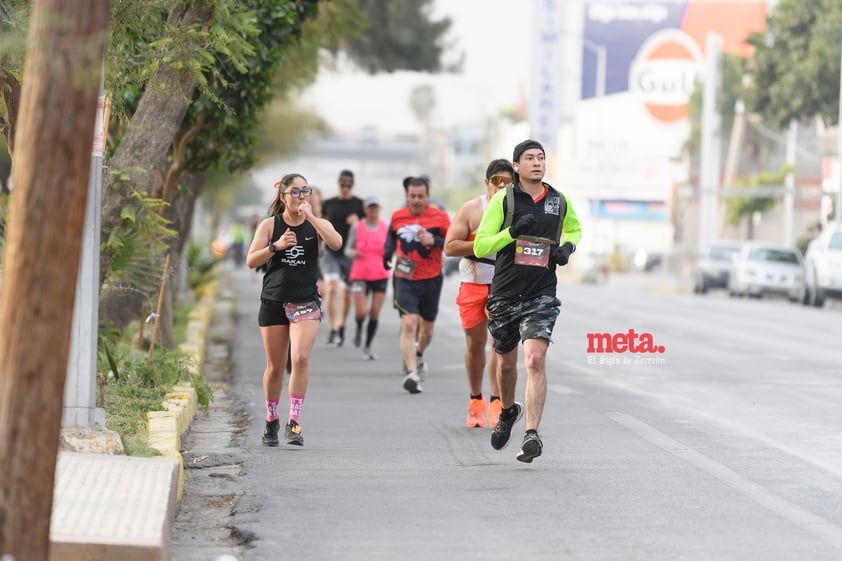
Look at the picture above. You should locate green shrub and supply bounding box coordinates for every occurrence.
[99,338,212,456]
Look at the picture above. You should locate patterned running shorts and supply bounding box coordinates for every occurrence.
[486,294,561,354]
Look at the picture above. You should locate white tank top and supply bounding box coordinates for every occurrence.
[459,195,496,285]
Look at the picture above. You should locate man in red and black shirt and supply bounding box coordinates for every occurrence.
[384,176,451,394]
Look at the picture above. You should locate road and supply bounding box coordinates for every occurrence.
[173,266,842,561]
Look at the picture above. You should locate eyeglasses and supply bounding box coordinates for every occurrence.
[283,187,313,197]
[489,175,512,187]
[339,182,353,189]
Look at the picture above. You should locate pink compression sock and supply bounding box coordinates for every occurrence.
[266,398,280,422]
[289,393,305,423]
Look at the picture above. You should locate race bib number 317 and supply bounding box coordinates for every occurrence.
[514,239,550,267]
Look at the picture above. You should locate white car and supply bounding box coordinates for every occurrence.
[728,242,804,302]
[803,222,842,307]
[693,240,743,293]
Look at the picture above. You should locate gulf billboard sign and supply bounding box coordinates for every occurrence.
[629,29,705,123]
[582,0,767,125]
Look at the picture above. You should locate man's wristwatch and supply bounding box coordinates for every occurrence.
[268,242,278,253]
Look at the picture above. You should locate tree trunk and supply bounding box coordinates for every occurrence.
[98,1,212,287]
[0,1,108,559]
[156,172,207,350]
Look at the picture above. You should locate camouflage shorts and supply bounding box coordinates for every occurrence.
[486,294,561,354]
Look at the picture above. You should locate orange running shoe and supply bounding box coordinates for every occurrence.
[487,399,503,428]
[466,396,487,428]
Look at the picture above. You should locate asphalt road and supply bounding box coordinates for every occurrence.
[173,266,842,561]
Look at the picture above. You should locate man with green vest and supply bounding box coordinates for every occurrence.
[473,139,582,463]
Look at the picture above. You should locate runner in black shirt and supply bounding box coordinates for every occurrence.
[247,173,342,447]
[320,169,365,346]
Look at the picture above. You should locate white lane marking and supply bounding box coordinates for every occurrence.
[608,412,842,551]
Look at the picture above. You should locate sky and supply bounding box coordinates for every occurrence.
[298,0,533,135]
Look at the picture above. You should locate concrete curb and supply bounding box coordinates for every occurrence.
[146,279,219,504]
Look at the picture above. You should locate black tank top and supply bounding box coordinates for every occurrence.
[261,215,320,303]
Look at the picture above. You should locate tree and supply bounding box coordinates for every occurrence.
[743,0,842,128]
[0,2,109,560]
[338,0,458,73]
[98,0,230,287]
[725,167,788,239]
[98,0,325,339]
[96,0,454,335]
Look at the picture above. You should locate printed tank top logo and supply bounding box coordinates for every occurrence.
[282,244,306,266]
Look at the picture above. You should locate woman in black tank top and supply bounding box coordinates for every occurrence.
[246,173,342,447]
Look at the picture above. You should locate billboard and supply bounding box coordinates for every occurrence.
[566,0,767,206]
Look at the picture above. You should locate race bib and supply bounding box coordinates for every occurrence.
[394,255,417,279]
[284,301,321,323]
[514,239,550,267]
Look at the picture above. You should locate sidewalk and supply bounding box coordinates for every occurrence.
[49,280,220,561]
[50,453,180,561]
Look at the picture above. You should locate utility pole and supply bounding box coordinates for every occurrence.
[837,37,842,226]
[0,1,109,559]
[698,33,723,256]
[783,120,797,246]
[583,38,607,98]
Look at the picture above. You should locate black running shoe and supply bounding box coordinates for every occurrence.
[285,420,304,446]
[327,330,337,345]
[353,330,362,348]
[262,419,280,447]
[402,371,423,394]
[516,432,543,463]
[490,402,523,450]
[336,326,345,347]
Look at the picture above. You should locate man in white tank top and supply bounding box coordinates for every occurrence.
[444,159,514,429]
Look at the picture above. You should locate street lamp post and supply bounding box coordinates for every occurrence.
[583,37,607,98]
[837,36,842,226]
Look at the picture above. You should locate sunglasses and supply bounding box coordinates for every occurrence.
[283,187,313,197]
[339,182,353,189]
[489,175,512,187]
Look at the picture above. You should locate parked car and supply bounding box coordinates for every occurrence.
[727,242,804,302]
[803,222,842,307]
[693,240,743,293]
[632,249,663,272]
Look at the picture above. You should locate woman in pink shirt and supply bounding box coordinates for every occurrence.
[345,196,391,359]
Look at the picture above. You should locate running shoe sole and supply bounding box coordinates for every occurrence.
[516,436,543,463]
[285,422,304,446]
